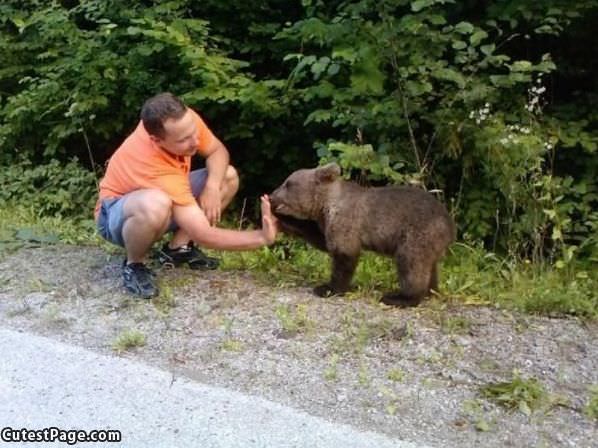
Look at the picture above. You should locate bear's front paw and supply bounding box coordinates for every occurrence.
[313,284,336,297]
[380,292,422,308]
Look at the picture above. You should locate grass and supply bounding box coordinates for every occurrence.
[221,338,244,352]
[377,386,401,416]
[585,385,598,420]
[479,372,549,416]
[324,354,339,381]
[440,315,472,335]
[218,317,245,352]
[112,329,146,353]
[275,303,314,335]
[443,243,598,319]
[152,281,177,314]
[1,203,596,319]
[41,304,69,327]
[0,205,105,247]
[461,399,493,432]
[221,239,330,286]
[387,368,407,383]
[328,309,400,355]
[223,236,597,319]
[358,362,370,387]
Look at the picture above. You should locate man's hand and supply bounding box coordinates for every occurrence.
[199,183,222,226]
[260,194,278,245]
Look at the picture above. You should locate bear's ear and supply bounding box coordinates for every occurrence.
[315,163,341,183]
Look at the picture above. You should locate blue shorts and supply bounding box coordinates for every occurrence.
[96,169,209,247]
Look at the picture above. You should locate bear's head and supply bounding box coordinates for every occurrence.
[270,163,341,220]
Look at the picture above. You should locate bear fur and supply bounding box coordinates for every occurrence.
[270,163,455,307]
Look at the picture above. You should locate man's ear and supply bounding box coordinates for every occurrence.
[315,163,341,183]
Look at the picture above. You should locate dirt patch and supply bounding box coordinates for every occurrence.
[0,245,596,447]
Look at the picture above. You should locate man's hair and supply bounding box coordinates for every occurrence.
[140,92,187,137]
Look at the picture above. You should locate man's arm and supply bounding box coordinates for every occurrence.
[173,196,277,250]
[200,137,229,225]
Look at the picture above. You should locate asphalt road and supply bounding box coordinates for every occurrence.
[0,327,430,448]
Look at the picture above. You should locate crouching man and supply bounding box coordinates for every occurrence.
[94,92,277,298]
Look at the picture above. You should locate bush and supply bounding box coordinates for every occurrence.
[0,159,97,218]
[1,0,597,265]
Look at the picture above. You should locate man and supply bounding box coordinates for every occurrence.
[94,92,278,298]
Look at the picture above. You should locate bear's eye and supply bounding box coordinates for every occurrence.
[285,180,294,189]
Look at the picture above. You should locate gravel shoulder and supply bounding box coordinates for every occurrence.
[0,245,596,448]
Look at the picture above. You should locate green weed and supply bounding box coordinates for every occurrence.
[461,399,493,432]
[0,204,106,249]
[358,362,370,387]
[112,330,146,353]
[275,303,313,335]
[387,368,406,383]
[324,354,339,382]
[218,317,244,352]
[480,372,549,416]
[585,385,598,420]
[221,238,329,286]
[152,283,176,314]
[440,315,472,335]
[378,386,401,416]
[221,338,244,352]
[444,243,598,318]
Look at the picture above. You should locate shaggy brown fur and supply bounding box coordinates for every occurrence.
[270,163,455,307]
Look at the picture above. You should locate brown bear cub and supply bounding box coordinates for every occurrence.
[270,163,455,307]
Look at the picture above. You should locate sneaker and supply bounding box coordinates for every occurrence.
[122,262,158,299]
[156,242,219,270]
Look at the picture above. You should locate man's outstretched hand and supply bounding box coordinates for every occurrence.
[199,184,222,226]
[260,194,278,245]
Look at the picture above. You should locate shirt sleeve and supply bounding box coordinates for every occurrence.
[191,110,217,157]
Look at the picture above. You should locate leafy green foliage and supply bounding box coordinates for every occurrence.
[1,0,597,270]
[480,373,549,416]
[275,0,598,264]
[0,159,97,218]
[0,0,280,164]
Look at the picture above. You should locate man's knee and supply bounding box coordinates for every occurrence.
[125,189,172,227]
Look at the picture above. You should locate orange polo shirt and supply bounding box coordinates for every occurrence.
[94,109,216,219]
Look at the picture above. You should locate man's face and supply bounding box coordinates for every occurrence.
[151,108,198,156]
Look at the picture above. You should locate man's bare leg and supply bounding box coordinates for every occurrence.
[121,189,173,263]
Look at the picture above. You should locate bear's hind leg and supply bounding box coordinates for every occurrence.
[380,256,431,308]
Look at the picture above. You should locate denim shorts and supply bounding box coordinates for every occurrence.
[96,168,209,247]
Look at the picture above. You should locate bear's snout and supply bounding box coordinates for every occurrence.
[269,190,283,210]
[269,190,293,217]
